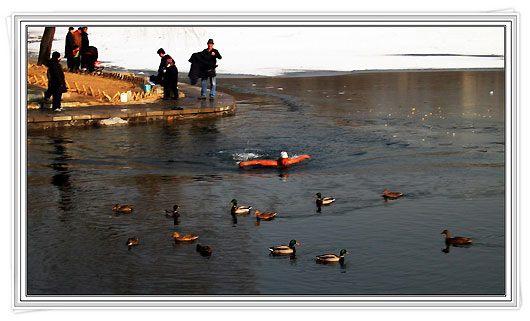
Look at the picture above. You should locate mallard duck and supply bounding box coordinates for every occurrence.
[441,229,472,245]
[126,237,139,247]
[314,193,335,206]
[382,189,403,199]
[316,249,350,263]
[254,209,277,221]
[171,232,199,242]
[230,199,252,215]
[269,239,300,255]
[196,244,213,256]
[113,204,133,213]
[165,204,180,218]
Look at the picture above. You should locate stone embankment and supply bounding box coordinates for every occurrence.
[26,63,236,130]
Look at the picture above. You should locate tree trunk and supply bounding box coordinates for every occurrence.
[37,27,56,66]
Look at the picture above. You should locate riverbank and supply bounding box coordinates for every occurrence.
[26,63,236,130]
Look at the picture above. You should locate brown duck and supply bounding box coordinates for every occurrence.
[254,209,277,221]
[126,237,139,247]
[441,229,472,245]
[113,204,133,213]
[171,232,199,242]
[196,244,213,256]
[382,190,403,199]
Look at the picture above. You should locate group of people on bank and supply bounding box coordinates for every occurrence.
[64,26,97,73]
[155,38,222,100]
[45,32,222,112]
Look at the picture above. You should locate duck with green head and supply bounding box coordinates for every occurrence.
[230,199,252,215]
[165,204,180,218]
[269,239,300,255]
[314,193,335,206]
[316,249,350,263]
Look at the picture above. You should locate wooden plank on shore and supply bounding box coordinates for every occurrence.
[102,91,112,101]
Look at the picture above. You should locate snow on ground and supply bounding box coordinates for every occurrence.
[27,26,504,76]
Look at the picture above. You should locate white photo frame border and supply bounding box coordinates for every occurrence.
[12,12,519,309]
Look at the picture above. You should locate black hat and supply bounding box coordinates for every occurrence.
[68,27,74,31]
[157,48,165,55]
[207,39,214,44]
[51,51,61,60]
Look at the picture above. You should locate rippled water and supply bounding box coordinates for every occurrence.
[27,70,505,295]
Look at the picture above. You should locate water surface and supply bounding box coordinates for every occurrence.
[27,70,505,295]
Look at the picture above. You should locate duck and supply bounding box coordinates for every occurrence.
[314,193,335,206]
[171,231,199,242]
[269,239,300,255]
[316,249,350,263]
[441,229,472,245]
[196,244,213,256]
[254,209,277,221]
[382,189,403,199]
[230,199,252,215]
[126,237,139,247]
[113,204,133,213]
[165,205,180,218]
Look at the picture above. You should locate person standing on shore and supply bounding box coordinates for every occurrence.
[72,28,82,72]
[45,51,67,112]
[156,48,179,100]
[80,26,89,70]
[199,39,222,100]
[64,27,76,72]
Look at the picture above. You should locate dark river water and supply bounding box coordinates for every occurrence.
[26,70,505,296]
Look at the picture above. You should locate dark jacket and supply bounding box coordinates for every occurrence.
[157,54,178,84]
[47,59,67,93]
[81,31,89,54]
[65,32,75,58]
[187,52,202,85]
[199,48,222,78]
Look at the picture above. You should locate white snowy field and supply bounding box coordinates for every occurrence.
[27,26,505,76]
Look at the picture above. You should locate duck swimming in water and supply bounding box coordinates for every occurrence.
[316,249,350,263]
[171,232,199,242]
[126,237,139,247]
[382,190,403,199]
[165,205,180,218]
[196,244,212,256]
[314,193,335,206]
[113,204,133,213]
[230,199,252,215]
[254,209,277,221]
[441,229,472,245]
[269,239,300,255]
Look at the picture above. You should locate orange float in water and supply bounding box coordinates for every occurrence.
[238,152,310,168]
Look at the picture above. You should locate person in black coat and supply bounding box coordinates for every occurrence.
[156,48,179,100]
[80,26,90,70]
[187,52,202,86]
[199,39,222,100]
[45,52,67,111]
[64,27,76,72]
